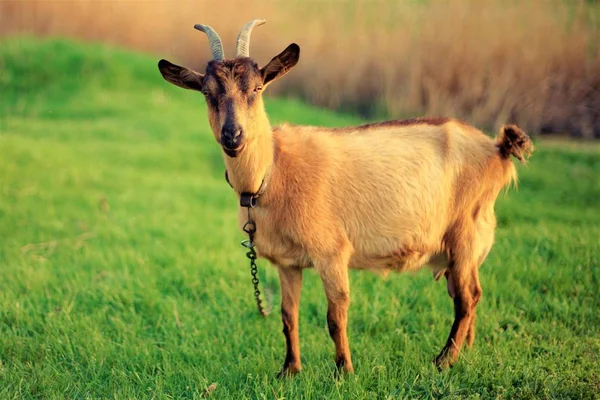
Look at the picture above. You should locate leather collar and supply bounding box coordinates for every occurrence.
[225,169,271,208]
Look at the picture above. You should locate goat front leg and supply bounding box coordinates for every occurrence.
[277,266,303,377]
[314,245,354,374]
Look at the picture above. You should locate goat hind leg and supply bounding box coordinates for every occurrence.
[466,267,482,348]
[465,215,492,349]
[435,260,479,369]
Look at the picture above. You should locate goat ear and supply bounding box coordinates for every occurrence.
[260,43,300,87]
[158,59,204,91]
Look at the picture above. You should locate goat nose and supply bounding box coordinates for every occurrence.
[222,126,243,139]
[221,126,244,149]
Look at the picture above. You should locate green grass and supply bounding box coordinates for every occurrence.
[1,37,599,399]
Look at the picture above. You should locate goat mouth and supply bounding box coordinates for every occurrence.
[222,143,245,158]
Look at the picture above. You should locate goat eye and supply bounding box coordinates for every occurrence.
[254,86,263,93]
[202,91,210,96]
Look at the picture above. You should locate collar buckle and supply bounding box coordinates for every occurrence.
[240,193,258,208]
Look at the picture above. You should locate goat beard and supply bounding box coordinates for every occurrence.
[222,143,245,158]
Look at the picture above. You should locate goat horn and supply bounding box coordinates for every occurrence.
[235,19,266,58]
[194,24,224,60]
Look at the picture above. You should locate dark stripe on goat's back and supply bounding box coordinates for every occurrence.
[328,117,473,134]
[351,117,452,131]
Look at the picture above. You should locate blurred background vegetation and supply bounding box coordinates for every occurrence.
[2,0,599,137]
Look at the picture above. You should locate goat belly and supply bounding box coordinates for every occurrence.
[349,249,436,273]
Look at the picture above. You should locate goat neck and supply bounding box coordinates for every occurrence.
[222,105,274,197]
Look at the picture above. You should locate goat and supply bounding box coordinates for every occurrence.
[158,19,534,376]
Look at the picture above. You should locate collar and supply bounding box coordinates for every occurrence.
[225,168,271,208]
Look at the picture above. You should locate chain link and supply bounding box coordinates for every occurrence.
[241,207,271,317]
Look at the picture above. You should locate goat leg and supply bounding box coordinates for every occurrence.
[277,266,303,377]
[435,260,481,369]
[314,246,354,374]
[466,267,482,348]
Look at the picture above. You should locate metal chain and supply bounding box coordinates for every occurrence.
[241,207,271,317]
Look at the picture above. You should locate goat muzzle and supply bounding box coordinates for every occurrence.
[221,126,245,157]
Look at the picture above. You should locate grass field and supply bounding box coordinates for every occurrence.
[1,38,599,399]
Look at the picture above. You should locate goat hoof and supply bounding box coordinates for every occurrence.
[277,365,301,379]
[433,350,456,371]
[334,359,354,376]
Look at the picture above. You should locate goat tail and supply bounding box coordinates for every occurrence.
[496,124,534,163]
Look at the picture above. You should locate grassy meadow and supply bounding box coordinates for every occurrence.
[1,38,599,399]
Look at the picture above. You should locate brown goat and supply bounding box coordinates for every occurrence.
[158,20,534,375]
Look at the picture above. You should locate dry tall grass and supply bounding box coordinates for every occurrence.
[2,0,599,137]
